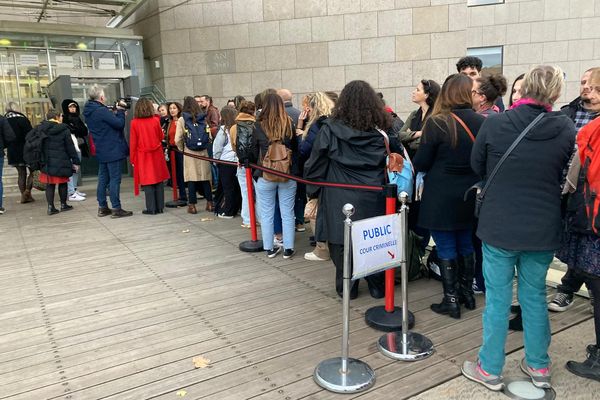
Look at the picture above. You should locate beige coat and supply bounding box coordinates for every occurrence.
[174,117,212,183]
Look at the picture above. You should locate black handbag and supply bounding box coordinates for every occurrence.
[467,112,545,218]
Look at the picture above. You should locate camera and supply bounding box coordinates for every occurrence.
[115,96,133,110]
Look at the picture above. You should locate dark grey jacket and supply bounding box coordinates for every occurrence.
[471,104,576,251]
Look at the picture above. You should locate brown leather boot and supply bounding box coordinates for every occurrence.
[21,190,34,203]
[187,204,197,214]
[205,201,214,212]
[25,190,34,202]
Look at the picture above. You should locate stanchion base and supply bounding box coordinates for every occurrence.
[377,331,434,361]
[239,240,264,253]
[364,306,415,331]
[165,200,187,208]
[502,377,555,400]
[314,357,375,393]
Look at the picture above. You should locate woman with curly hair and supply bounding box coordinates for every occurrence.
[304,80,390,299]
[472,73,508,117]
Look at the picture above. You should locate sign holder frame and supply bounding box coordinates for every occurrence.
[377,193,434,361]
[314,204,375,393]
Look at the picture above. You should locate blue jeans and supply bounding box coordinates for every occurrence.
[97,160,123,209]
[256,177,296,250]
[0,152,4,208]
[478,242,553,375]
[430,229,474,260]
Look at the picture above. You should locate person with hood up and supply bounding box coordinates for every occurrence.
[304,80,389,300]
[37,109,81,215]
[83,84,132,218]
[5,102,34,204]
[61,99,88,201]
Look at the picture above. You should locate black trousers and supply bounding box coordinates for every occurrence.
[218,164,241,216]
[142,182,165,213]
[188,181,212,204]
[582,277,600,347]
[558,267,590,294]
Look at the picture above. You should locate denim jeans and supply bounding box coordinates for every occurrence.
[97,160,123,209]
[430,229,474,260]
[0,152,4,208]
[478,242,553,375]
[256,177,296,250]
[68,151,82,195]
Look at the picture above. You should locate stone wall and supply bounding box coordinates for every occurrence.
[133,0,600,116]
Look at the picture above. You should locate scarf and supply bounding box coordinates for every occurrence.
[509,98,552,112]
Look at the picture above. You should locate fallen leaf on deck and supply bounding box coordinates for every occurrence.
[176,389,187,397]
[181,229,190,233]
[192,355,211,368]
[200,218,214,222]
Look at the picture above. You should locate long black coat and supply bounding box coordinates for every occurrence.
[413,106,484,231]
[0,116,15,152]
[5,111,33,166]
[472,104,575,251]
[304,119,386,245]
[40,121,80,178]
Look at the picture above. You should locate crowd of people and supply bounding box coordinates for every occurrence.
[1,55,600,389]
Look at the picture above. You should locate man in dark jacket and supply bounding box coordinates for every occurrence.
[277,88,301,126]
[549,67,599,312]
[0,115,15,214]
[83,85,132,218]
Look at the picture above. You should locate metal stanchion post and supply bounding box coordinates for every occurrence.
[314,204,375,393]
[239,162,264,252]
[365,184,415,331]
[378,192,434,361]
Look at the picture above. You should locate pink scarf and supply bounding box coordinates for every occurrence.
[510,98,552,112]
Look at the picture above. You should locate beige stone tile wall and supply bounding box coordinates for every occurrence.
[134,0,600,116]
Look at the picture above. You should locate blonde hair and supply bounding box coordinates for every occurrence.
[303,92,334,138]
[520,65,564,105]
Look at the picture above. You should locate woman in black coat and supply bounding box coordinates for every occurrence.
[5,103,34,203]
[61,99,88,157]
[38,110,80,215]
[413,74,485,318]
[304,80,391,300]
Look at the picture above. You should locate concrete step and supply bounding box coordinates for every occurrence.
[2,158,21,194]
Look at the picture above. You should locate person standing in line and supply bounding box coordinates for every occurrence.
[61,99,88,202]
[213,106,241,219]
[166,102,187,205]
[250,93,297,259]
[472,74,508,117]
[37,109,81,215]
[0,114,15,214]
[5,102,35,204]
[129,98,170,215]
[549,67,600,313]
[509,74,525,107]
[175,96,214,214]
[462,65,575,391]
[83,85,132,218]
[413,74,485,319]
[457,56,505,112]
[231,101,257,228]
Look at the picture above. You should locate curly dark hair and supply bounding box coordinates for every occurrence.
[421,79,441,107]
[456,56,483,73]
[331,80,391,132]
[477,73,508,104]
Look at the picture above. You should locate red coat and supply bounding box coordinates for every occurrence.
[129,116,170,195]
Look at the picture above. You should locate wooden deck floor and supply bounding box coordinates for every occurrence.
[0,181,594,400]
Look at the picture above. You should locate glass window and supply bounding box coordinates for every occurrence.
[467,46,503,75]
[467,0,504,6]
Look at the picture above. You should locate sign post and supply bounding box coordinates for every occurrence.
[364,184,415,331]
[377,193,434,361]
[314,204,375,393]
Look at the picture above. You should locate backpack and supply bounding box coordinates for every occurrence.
[262,139,292,182]
[23,125,48,171]
[235,120,254,162]
[182,112,210,151]
[425,246,442,281]
[379,129,415,199]
[577,118,600,234]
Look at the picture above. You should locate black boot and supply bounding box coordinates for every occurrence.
[47,205,59,215]
[566,345,600,382]
[365,272,385,299]
[431,259,461,319]
[457,254,476,310]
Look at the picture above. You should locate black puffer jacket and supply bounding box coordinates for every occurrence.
[304,119,386,245]
[62,99,89,157]
[40,121,80,178]
[5,111,33,166]
[471,104,576,251]
[0,116,15,152]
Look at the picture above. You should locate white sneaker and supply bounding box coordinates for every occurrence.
[273,237,283,248]
[69,193,86,202]
[75,190,86,197]
[304,252,329,261]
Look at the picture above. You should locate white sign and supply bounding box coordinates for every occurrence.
[19,54,39,66]
[55,55,74,69]
[98,58,116,70]
[351,213,403,280]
